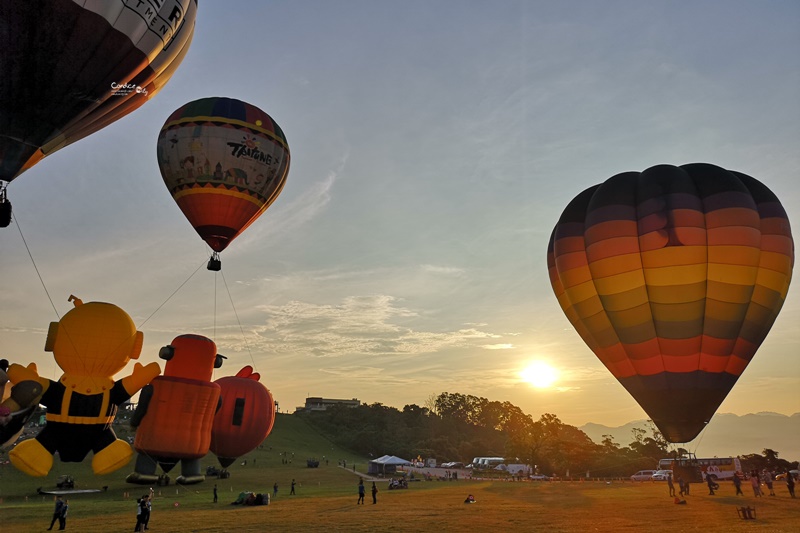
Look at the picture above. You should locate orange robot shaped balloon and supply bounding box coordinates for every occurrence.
[210,366,275,467]
[127,334,224,485]
[7,295,159,476]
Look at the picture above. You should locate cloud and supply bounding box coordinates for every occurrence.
[419,264,466,276]
[484,344,514,350]
[0,326,47,335]
[214,295,507,363]
[235,147,350,249]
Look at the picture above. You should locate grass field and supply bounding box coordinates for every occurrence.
[1,414,798,532]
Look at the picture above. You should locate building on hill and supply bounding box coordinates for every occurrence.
[295,397,361,412]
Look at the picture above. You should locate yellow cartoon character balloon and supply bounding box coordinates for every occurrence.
[7,295,160,476]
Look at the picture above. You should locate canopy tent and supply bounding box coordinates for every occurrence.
[368,455,412,476]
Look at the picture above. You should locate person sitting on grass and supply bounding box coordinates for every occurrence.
[464,494,476,504]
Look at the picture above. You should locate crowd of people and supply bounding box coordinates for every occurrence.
[667,469,796,503]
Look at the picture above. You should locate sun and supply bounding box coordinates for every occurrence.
[521,361,559,389]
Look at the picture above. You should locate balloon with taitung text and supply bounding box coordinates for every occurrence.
[156,97,290,261]
[547,163,794,443]
[0,0,197,183]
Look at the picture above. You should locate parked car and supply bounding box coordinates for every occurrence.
[630,470,657,481]
[56,475,75,489]
[651,470,673,481]
[530,474,551,481]
[775,470,799,481]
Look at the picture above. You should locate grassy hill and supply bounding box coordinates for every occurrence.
[0,414,371,518]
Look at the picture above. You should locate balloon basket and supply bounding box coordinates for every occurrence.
[207,253,221,271]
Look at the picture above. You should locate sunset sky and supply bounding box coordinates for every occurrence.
[1,1,798,443]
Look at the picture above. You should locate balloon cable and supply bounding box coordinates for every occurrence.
[220,269,257,371]
[137,260,207,329]
[10,211,61,321]
[690,423,709,455]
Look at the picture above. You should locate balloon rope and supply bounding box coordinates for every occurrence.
[137,260,206,329]
[220,269,257,370]
[11,211,61,321]
[690,423,709,455]
[213,271,218,343]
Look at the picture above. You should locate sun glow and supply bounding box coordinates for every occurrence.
[521,361,559,389]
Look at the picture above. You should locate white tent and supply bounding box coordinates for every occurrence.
[368,455,412,476]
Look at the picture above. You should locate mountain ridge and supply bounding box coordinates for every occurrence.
[580,412,800,461]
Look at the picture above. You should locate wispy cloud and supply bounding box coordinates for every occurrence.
[419,264,466,276]
[236,147,350,249]
[213,294,506,363]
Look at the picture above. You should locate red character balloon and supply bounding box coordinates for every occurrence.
[210,366,275,467]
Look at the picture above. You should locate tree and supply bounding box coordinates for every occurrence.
[629,422,668,462]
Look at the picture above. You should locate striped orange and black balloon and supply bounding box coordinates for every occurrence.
[547,163,794,443]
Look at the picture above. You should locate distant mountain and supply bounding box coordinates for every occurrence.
[580,412,800,462]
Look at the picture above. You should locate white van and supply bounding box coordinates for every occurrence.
[472,457,505,469]
[630,470,657,481]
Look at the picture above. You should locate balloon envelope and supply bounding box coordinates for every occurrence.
[0,0,197,182]
[210,366,275,467]
[156,97,290,253]
[547,163,794,442]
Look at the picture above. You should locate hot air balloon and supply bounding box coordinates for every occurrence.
[0,0,198,215]
[547,163,793,443]
[156,97,290,270]
[211,366,276,468]
[6,296,160,476]
[127,334,224,485]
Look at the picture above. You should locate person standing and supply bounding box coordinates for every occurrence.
[48,496,64,530]
[357,479,365,504]
[273,482,278,499]
[706,474,716,495]
[135,494,149,532]
[134,495,144,532]
[733,473,743,496]
[750,472,762,497]
[763,471,775,496]
[677,477,685,497]
[144,490,152,531]
[213,484,218,503]
[786,470,796,498]
[667,474,675,497]
[371,481,378,504]
[58,499,69,530]
[290,479,296,495]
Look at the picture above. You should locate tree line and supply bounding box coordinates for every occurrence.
[296,392,798,477]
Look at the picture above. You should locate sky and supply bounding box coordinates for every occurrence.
[1,1,799,442]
